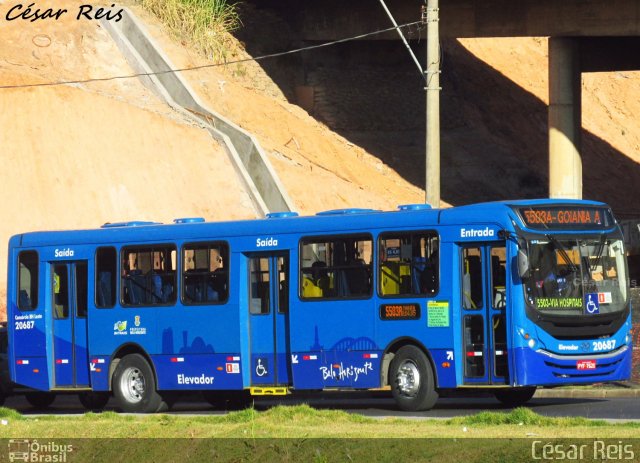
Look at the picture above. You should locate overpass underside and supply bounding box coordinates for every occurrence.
[268,0,640,201]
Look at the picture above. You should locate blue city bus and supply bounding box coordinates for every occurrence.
[5,199,632,412]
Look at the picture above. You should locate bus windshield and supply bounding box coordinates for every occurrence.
[523,237,627,316]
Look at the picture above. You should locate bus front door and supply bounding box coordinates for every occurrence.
[248,253,291,387]
[460,245,508,385]
[51,261,90,387]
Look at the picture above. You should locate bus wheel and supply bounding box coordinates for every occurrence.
[78,392,110,411]
[25,392,56,410]
[113,354,166,413]
[494,387,537,407]
[389,345,438,411]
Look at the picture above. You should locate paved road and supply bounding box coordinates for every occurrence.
[3,392,640,421]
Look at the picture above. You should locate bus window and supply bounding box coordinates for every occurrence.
[182,242,229,304]
[249,257,270,314]
[76,262,88,318]
[53,264,69,319]
[121,245,177,306]
[18,250,38,311]
[300,235,372,299]
[278,256,288,313]
[490,247,506,309]
[96,247,117,308]
[379,232,438,297]
[462,248,483,309]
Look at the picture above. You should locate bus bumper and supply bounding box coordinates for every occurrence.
[513,344,632,386]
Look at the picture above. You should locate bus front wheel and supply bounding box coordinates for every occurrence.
[113,354,166,413]
[389,345,438,411]
[494,387,537,407]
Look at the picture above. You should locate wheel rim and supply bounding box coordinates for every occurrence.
[396,359,421,397]
[120,366,146,404]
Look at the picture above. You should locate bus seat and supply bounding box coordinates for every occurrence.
[205,283,219,302]
[412,257,427,294]
[381,262,400,295]
[336,269,350,296]
[302,277,323,297]
[125,270,145,304]
[162,283,174,303]
[18,289,31,309]
[209,273,226,300]
[97,271,112,307]
[344,259,369,296]
[413,257,437,295]
[399,263,412,293]
[150,273,163,303]
[184,273,200,303]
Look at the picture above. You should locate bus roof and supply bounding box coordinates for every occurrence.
[11,198,612,248]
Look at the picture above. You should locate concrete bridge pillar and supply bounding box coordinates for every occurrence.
[548,37,582,199]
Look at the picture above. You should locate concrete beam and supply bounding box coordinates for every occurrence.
[580,37,640,72]
[548,37,582,200]
[267,0,640,40]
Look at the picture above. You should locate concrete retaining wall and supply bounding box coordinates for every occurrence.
[101,10,295,216]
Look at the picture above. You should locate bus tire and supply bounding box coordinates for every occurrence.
[494,387,537,407]
[78,391,110,411]
[389,345,438,411]
[113,354,166,413]
[25,392,56,410]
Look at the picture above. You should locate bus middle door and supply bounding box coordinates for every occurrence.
[51,261,90,388]
[460,244,508,385]
[248,253,291,388]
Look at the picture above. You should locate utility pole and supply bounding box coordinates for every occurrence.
[424,0,440,207]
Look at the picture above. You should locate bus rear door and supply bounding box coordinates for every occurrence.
[51,261,90,387]
[247,253,291,388]
[460,245,508,385]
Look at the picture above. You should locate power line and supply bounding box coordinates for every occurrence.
[0,20,424,90]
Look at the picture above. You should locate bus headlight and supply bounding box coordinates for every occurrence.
[528,339,536,349]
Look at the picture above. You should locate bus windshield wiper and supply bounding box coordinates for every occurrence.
[591,235,607,277]
[546,234,578,273]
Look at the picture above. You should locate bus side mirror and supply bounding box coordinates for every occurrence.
[517,249,530,278]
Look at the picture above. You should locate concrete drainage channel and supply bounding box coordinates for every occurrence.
[101,9,295,217]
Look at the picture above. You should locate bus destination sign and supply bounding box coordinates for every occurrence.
[518,206,613,230]
[380,304,420,321]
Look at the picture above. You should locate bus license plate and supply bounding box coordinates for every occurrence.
[576,360,596,370]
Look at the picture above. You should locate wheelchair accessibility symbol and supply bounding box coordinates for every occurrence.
[255,358,268,377]
[585,293,600,314]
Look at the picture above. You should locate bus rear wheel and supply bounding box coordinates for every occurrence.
[78,391,110,411]
[113,354,166,413]
[389,345,438,411]
[494,387,537,407]
[25,392,56,410]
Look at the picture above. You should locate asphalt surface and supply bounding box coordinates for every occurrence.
[3,388,640,421]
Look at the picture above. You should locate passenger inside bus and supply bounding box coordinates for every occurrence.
[303,261,330,297]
